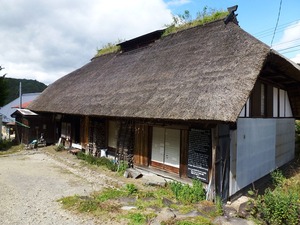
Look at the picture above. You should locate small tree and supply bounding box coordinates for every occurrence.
[0,66,8,107]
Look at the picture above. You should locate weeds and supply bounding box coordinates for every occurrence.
[125,212,147,225]
[76,151,118,171]
[251,170,300,225]
[163,8,228,37]
[0,142,23,155]
[58,179,221,224]
[54,144,64,152]
[168,180,206,204]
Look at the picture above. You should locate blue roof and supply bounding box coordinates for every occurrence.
[0,93,40,123]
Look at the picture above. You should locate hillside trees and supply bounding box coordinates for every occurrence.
[0,66,8,107]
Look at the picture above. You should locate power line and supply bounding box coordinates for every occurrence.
[253,19,299,36]
[256,21,300,39]
[271,0,283,48]
[272,37,300,48]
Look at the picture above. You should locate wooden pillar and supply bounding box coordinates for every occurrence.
[80,116,89,148]
[180,129,188,178]
[207,126,217,201]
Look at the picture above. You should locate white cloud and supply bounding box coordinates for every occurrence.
[273,21,300,61]
[0,0,173,85]
[166,0,191,6]
[291,54,300,64]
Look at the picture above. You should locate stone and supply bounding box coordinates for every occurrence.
[213,216,256,225]
[149,208,176,225]
[238,201,253,219]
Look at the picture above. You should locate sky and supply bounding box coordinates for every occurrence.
[1,0,300,85]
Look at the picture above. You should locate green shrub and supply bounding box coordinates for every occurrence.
[251,170,300,225]
[76,152,118,171]
[271,169,285,187]
[55,144,64,151]
[125,212,147,225]
[168,179,206,204]
[125,183,138,195]
[295,120,300,135]
[0,139,13,151]
[254,189,299,225]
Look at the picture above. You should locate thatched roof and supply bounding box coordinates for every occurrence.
[29,19,300,122]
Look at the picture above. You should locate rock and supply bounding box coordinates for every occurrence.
[123,168,143,179]
[238,201,253,219]
[223,206,237,218]
[162,197,173,207]
[149,208,176,225]
[121,206,137,210]
[213,216,256,225]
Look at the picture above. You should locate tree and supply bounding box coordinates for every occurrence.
[0,66,8,107]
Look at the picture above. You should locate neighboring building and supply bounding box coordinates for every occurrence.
[0,93,40,123]
[0,93,41,141]
[29,13,300,201]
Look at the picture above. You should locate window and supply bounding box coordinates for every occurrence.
[108,121,119,148]
[273,88,292,117]
[260,83,266,116]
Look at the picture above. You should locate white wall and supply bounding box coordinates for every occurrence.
[229,118,295,195]
[276,119,295,167]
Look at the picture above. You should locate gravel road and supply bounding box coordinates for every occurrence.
[0,150,122,225]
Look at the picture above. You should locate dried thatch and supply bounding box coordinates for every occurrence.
[29,19,300,122]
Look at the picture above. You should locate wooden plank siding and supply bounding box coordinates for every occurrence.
[80,116,89,148]
[180,129,188,178]
[134,123,150,166]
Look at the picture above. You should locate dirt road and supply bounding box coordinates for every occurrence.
[0,150,119,225]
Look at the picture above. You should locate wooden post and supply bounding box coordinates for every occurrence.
[80,116,89,149]
[180,129,188,178]
[207,126,217,201]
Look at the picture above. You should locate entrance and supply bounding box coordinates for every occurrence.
[151,127,180,173]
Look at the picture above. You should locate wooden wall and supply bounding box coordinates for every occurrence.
[134,123,150,166]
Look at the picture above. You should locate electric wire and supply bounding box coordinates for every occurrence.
[270,0,283,48]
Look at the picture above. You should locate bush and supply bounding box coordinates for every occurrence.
[0,139,13,151]
[55,144,64,151]
[168,179,206,204]
[76,152,118,171]
[251,170,300,225]
[254,189,299,225]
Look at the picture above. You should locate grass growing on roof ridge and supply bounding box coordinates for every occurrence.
[163,10,229,37]
[95,43,121,57]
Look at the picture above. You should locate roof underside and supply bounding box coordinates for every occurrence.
[29,20,300,122]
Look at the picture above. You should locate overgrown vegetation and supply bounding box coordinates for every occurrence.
[54,144,64,152]
[59,180,219,224]
[0,141,24,155]
[95,42,121,57]
[0,66,8,107]
[76,151,128,174]
[163,7,228,36]
[250,170,300,225]
[168,179,206,204]
[94,7,228,58]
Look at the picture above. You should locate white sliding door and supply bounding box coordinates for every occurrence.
[151,127,180,168]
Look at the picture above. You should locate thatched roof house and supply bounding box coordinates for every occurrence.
[29,16,300,201]
[29,19,300,122]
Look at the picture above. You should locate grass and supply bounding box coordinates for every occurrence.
[58,180,222,224]
[95,43,121,57]
[162,10,228,37]
[0,142,24,155]
[250,162,300,225]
